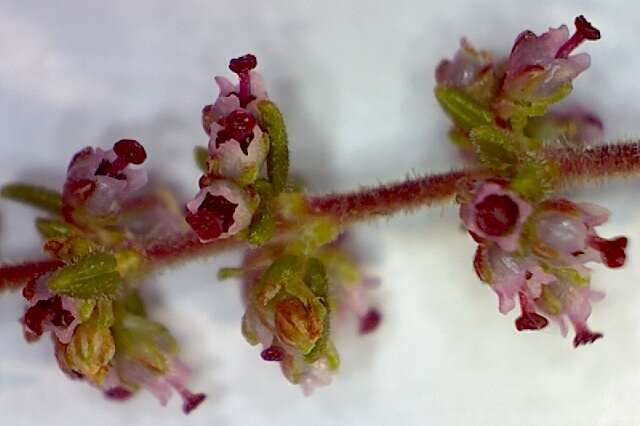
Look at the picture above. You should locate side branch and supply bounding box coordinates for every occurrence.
[307,169,487,224]
[555,141,640,181]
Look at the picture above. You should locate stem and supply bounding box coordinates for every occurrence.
[554,141,640,182]
[308,168,488,224]
[140,141,640,264]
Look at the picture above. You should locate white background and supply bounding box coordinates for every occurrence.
[1,1,640,425]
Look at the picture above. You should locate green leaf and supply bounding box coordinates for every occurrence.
[36,218,73,238]
[248,179,275,246]
[48,253,121,299]
[1,183,62,215]
[304,257,328,298]
[435,87,493,131]
[194,146,209,172]
[257,100,289,194]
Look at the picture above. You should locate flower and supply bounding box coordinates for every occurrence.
[498,16,600,108]
[63,140,148,224]
[460,179,533,252]
[185,180,255,242]
[202,54,270,185]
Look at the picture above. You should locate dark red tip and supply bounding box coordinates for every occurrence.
[589,236,628,268]
[575,15,601,40]
[515,312,549,331]
[260,345,285,362]
[229,54,257,74]
[182,393,207,414]
[114,139,147,165]
[573,330,603,347]
[474,194,520,237]
[105,387,134,400]
[359,309,382,334]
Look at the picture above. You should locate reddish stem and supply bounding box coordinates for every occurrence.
[0,260,65,292]
[554,141,640,181]
[308,168,488,224]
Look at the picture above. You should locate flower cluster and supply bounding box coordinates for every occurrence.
[459,179,626,346]
[227,229,381,395]
[436,15,628,346]
[186,54,287,244]
[13,140,206,413]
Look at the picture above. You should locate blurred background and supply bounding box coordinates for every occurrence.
[1,1,640,425]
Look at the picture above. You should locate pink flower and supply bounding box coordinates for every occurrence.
[185,180,254,242]
[202,54,270,184]
[460,180,533,252]
[63,140,148,222]
[470,196,628,347]
[436,38,494,90]
[21,275,80,344]
[501,16,600,102]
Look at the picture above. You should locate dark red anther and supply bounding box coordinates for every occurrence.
[359,309,382,334]
[229,54,257,74]
[182,392,207,414]
[184,193,238,241]
[473,245,489,282]
[22,279,37,301]
[114,139,147,165]
[215,109,256,154]
[260,345,285,362]
[555,15,601,59]
[105,387,133,400]
[589,236,628,268]
[474,194,520,237]
[573,329,603,347]
[515,292,548,331]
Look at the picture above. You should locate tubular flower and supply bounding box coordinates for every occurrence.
[63,140,148,226]
[185,180,256,243]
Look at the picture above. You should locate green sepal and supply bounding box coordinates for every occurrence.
[469,125,521,174]
[248,179,275,246]
[304,257,328,298]
[36,218,74,238]
[435,87,493,131]
[48,252,121,299]
[194,146,209,172]
[1,183,62,215]
[257,100,289,194]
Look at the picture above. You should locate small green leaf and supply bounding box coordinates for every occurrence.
[218,267,244,280]
[304,257,328,298]
[194,146,209,172]
[435,87,493,131]
[36,218,73,238]
[48,253,121,299]
[257,100,289,194]
[1,183,62,215]
[248,179,275,246]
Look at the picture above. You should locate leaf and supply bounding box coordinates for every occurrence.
[248,179,275,245]
[435,87,493,131]
[1,183,62,215]
[257,100,289,194]
[48,253,121,299]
